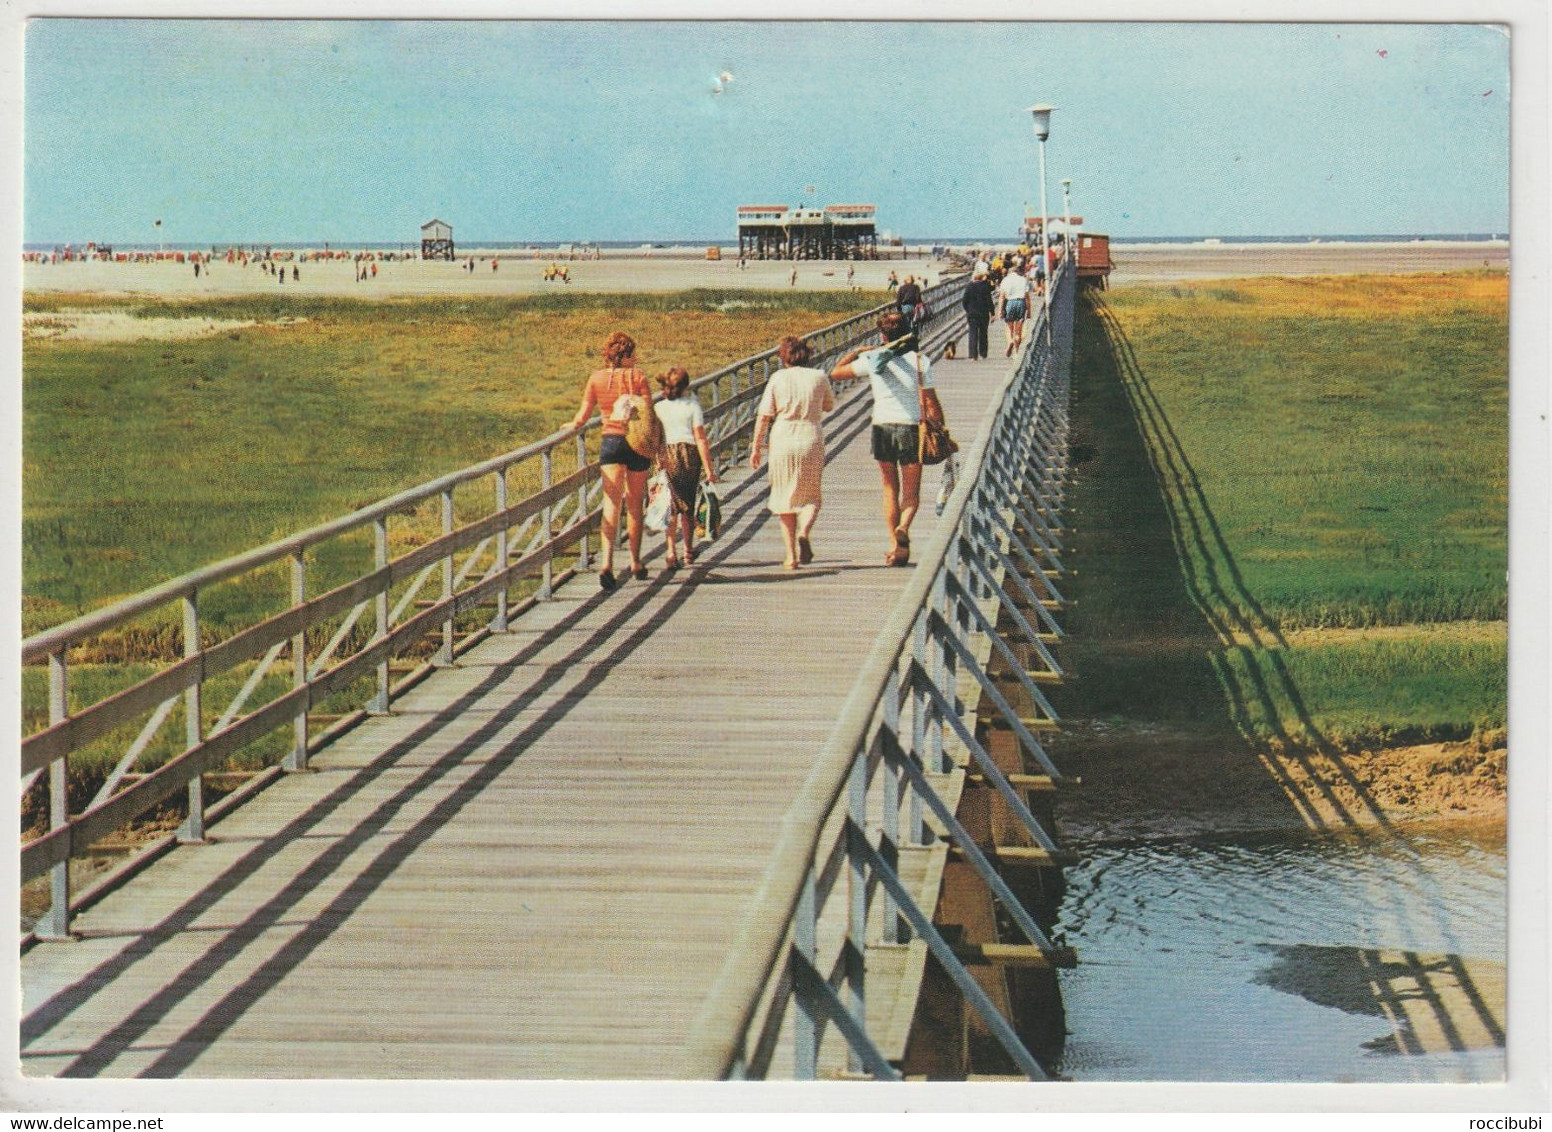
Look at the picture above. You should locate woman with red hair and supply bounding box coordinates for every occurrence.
[750,335,834,570]
[571,331,653,591]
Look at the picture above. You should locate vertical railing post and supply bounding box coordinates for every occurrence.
[372,517,390,713]
[576,433,591,570]
[493,468,510,632]
[178,592,205,843]
[881,673,903,944]
[794,866,820,1080]
[285,549,308,770]
[908,608,929,845]
[928,567,950,774]
[439,489,455,665]
[846,749,869,1076]
[540,450,554,600]
[39,649,71,939]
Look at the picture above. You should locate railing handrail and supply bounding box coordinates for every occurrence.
[20,271,973,939]
[21,285,964,663]
[682,263,1070,1077]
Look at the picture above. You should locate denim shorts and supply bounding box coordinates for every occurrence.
[1003,298,1027,322]
[599,432,653,473]
[871,423,920,465]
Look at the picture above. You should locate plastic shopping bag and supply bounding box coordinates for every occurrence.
[644,471,672,533]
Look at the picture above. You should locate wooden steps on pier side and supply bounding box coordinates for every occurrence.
[950,941,1078,970]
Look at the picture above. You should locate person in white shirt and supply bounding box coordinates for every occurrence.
[829,311,945,567]
[997,267,1032,355]
[653,367,718,567]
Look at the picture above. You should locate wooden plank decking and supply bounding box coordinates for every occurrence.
[20,351,1011,1080]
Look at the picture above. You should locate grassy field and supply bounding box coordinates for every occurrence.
[1054,272,1508,751]
[22,287,885,805]
[23,288,884,636]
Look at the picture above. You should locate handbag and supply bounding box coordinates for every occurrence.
[695,481,722,541]
[614,369,663,460]
[916,353,958,467]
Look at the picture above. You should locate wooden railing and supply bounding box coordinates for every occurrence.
[20,274,971,943]
[686,261,1078,1080]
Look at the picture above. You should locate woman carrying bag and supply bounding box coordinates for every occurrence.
[570,331,657,591]
[829,311,946,568]
[653,366,718,568]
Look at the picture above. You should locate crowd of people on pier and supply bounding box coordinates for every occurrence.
[953,237,1065,360]
[569,308,946,588]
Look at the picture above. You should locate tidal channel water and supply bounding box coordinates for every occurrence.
[1053,822,1507,1083]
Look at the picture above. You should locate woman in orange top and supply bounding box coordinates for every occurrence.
[571,331,653,591]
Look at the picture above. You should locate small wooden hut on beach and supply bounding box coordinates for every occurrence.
[421,219,455,261]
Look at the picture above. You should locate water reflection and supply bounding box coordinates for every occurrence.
[1054,825,1506,1082]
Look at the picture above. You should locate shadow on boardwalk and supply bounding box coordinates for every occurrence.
[23,483,788,1077]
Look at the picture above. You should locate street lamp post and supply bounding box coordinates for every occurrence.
[1061,178,1074,278]
[1028,104,1056,341]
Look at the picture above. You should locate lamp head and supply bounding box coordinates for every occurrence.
[1028,104,1056,141]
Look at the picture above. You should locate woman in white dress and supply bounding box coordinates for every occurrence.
[750,336,835,570]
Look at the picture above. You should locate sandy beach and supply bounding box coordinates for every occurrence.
[1107,239,1508,286]
[21,241,1508,301]
[22,251,946,300]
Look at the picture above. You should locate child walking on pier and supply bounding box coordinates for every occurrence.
[653,367,717,567]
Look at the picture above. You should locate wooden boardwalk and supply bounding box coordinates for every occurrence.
[20,351,1011,1080]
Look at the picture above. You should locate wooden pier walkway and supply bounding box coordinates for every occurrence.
[20,350,1012,1079]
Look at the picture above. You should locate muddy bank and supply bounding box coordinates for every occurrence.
[1046,724,1506,842]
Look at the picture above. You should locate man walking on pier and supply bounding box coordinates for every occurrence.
[961,267,993,360]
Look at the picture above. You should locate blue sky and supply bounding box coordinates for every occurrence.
[23,20,1510,243]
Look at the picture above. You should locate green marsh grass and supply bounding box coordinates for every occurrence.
[23,288,884,635]
[1056,272,1507,752]
[22,288,882,792]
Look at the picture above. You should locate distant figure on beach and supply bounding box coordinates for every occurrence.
[292,265,299,282]
[829,310,940,568]
[962,268,994,361]
[997,266,1031,355]
[371,261,378,279]
[571,331,653,591]
[193,261,200,278]
[790,267,798,287]
[847,264,855,287]
[750,336,834,571]
[653,366,717,568]
[491,258,498,273]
